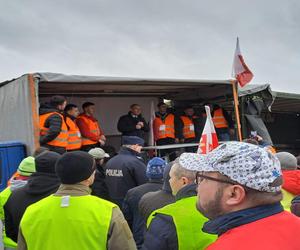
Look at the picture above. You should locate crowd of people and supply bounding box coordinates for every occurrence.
[1,95,300,249]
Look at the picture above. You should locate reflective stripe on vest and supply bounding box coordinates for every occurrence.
[153,114,175,140]
[180,116,196,139]
[147,196,216,250]
[281,189,295,212]
[0,187,17,248]
[39,112,68,147]
[76,115,101,146]
[65,117,82,150]
[20,195,116,250]
[212,109,228,128]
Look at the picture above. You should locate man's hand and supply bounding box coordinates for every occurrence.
[180,138,185,143]
[99,139,105,146]
[137,122,144,127]
[229,129,235,136]
[136,124,142,129]
[175,138,179,144]
[100,135,106,141]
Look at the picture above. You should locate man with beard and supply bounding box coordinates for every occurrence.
[142,153,216,250]
[196,141,300,250]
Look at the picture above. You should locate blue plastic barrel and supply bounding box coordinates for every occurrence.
[0,141,26,191]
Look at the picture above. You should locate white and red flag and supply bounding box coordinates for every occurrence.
[232,37,254,87]
[197,106,219,154]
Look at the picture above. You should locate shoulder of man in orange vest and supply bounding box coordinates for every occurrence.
[39,104,67,149]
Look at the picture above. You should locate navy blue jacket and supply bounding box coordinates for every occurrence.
[142,184,197,250]
[123,180,163,249]
[105,147,147,207]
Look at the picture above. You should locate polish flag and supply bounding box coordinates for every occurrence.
[232,37,254,87]
[197,106,219,154]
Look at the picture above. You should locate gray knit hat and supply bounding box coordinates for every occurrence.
[276,152,297,170]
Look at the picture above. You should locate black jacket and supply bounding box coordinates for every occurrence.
[105,147,148,207]
[122,180,163,249]
[142,184,197,250]
[4,173,61,242]
[39,104,66,154]
[138,163,175,222]
[91,164,110,200]
[117,112,149,139]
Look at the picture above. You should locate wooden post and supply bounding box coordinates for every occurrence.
[231,79,242,141]
[28,74,40,150]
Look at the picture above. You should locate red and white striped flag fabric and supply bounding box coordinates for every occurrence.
[197,106,219,154]
[232,37,254,87]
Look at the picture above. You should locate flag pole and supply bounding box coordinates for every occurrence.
[231,79,242,141]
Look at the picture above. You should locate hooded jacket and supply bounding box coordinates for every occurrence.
[4,172,61,242]
[138,163,175,222]
[39,103,64,145]
[123,180,163,249]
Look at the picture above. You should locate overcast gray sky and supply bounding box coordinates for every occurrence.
[1,0,299,93]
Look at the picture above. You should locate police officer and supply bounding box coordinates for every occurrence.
[105,136,147,208]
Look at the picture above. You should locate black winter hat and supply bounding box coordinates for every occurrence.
[35,151,61,174]
[55,151,95,184]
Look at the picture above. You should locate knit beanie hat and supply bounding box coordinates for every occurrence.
[17,156,36,176]
[146,157,166,179]
[55,151,95,184]
[276,152,297,170]
[35,151,61,174]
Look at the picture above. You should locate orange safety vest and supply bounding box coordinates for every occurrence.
[153,114,175,140]
[212,108,228,129]
[180,116,197,139]
[77,114,101,146]
[65,116,82,150]
[39,112,68,148]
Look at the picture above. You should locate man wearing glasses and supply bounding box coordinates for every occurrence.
[196,141,300,250]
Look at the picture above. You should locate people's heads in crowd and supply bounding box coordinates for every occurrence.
[184,106,194,117]
[50,95,67,111]
[55,151,96,186]
[157,102,168,114]
[122,136,144,153]
[17,156,36,177]
[276,152,298,170]
[146,157,167,180]
[195,142,283,220]
[65,104,80,118]
[82,102,95,116]
[169,155,198,196]
[32,146,49,158]
[35,151,61,174]
[88,147,110,166]
[130,104,142,116]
